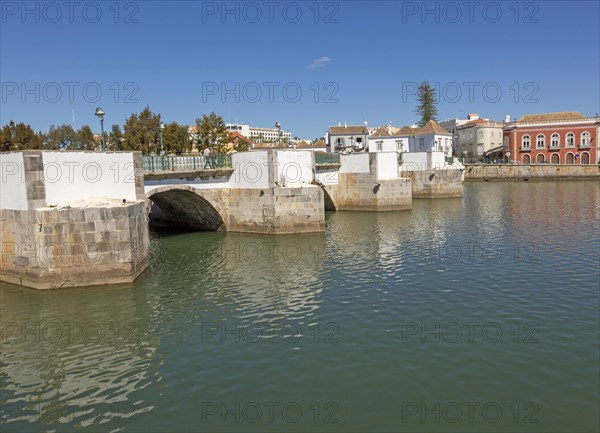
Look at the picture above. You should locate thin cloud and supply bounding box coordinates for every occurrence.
[309,56,332,69]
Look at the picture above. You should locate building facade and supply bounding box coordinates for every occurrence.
[456,118,504,162]
[326,125,369,153]
[367,127,410,153]
[503,112,599,164]
[226,123,292,144]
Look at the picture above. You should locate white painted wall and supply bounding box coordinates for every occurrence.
[315,169,338,185]
[276,150,314,186]
[400,152,463,171]
[376,152,398,179]
[339,153,370,173]
[400,152,430,171]
[229,151,270,189]
[42,152,138,206]
[368,136,409,153]
[0,152,28,210]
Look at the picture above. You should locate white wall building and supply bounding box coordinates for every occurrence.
[326,125,369,153]
[367,127,410,153]
[225,123,292,144]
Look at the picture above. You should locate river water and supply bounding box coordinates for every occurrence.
[1,181,599,432]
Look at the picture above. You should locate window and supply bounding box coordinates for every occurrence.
[522,135,531,149]
[551,133,560,148]
[395,140,402,151]
[551,153,559,164]
[478,131,483,138]
[581,152,590,164]
[566,132,575,148]
[536,154,545,163]
[566,152,574,164]
[376,141,383,152]
[523,154,531,164]
[536,134,545,148]
[581,131,591,147]
[419,138,425,150]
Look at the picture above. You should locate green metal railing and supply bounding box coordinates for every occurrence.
[143,154,232,172]
[315,153,340,165]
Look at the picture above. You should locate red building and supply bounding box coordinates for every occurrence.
[503,112,599,164]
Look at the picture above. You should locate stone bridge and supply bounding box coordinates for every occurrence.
[0,149,459,289]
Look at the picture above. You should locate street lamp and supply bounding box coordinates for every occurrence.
[275,121,281,148]
[159,122,165,155]
[94,107,105,151]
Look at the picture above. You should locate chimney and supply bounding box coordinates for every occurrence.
[344,121,347,128]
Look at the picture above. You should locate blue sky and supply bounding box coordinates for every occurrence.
[1,0,599,138]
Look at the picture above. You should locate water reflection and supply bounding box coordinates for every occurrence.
[1,285,161,431]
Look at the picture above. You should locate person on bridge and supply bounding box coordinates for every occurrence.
[203,147,214,169]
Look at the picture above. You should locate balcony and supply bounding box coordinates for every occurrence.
[579,142,592,148]
[520,146,532,151]
[549,145,561,151]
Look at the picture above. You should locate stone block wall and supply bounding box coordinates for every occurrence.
[227,186,325,234]
[334,172,412,211]
[401,170,464,198]
[1,202,149,290]
[464,164,600,181]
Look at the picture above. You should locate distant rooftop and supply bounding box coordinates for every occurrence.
[517,112,585,122]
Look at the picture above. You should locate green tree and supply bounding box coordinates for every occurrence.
[74,125,96,150]
[416,81,438,127]
[123,106,161,154]
[45,124,77,150]
[163,122,192,154]
[0,121,44,151]
[108,124,124,150]
[194,112,229,154]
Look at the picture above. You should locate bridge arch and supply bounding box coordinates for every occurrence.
[145,185,228,231]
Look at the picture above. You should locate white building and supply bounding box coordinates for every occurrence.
[326,125,369,153]
[367,126,410,153]
[225,123,292,144]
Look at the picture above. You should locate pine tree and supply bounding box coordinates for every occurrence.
[416,81,438,127]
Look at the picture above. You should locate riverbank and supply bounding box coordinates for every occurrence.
[464,163,600,181]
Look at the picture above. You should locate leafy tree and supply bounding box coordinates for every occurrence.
[163,122,192,154]
[0,121,44,150]
[45,124,77,150]
[74,125,96,150]
[123,106,161,154]
[194,112,229,153]
[416,81,438,127]
[108,124,124,150]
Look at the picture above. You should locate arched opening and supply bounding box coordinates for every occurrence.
[566,153,574,164]
[581,152,590,164]
[322,187,337,211]
[148,188,226,231]
[550,153,559,164]
[522,154,531,164]
[536,154,545,163]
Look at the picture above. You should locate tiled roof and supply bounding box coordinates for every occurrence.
[419,120,452,135]
[370,127,393,137]
[518,112,585,122]
[329,125,369,135]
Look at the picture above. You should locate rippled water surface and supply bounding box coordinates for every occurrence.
[2,181,599,432]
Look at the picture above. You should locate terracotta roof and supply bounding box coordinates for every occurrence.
[313,140,326,147]
[517,112,585,122]
[228,131,247,140]
[370,127,393,137]
[418,120,452,135]
[329,125,369,135]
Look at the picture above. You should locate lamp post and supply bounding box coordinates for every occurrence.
[94,107,105,151]
[275,121,281,148]
[159,122,165,155]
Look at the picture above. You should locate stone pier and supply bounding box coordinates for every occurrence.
[1,151,149,290]
[318,152,412,211]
